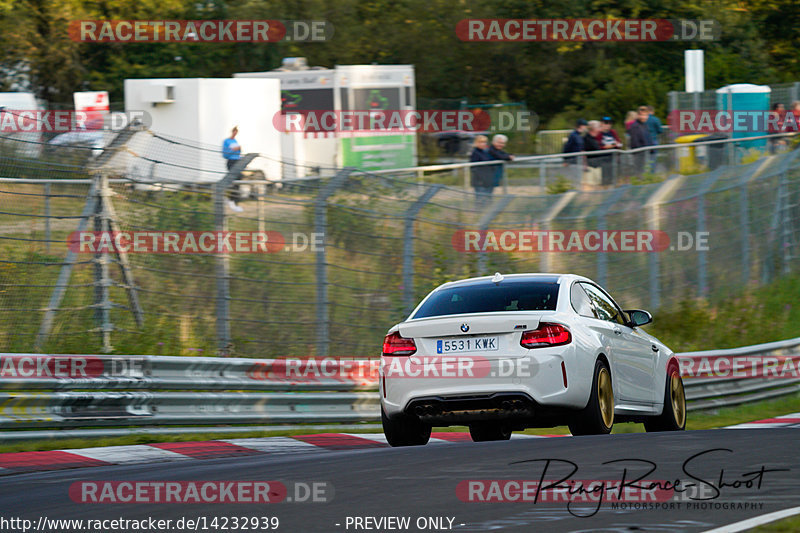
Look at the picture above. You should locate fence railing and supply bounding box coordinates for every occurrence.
[369,132,800,192]
[668,81,800,119]
[1,128,800,356]
[0,337,798,440]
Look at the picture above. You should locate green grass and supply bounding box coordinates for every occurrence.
[751,515,800,532]
[1,391,798,453]
[646,274,800,352]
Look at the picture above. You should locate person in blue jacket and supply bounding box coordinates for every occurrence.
[222,126,243,212]
[646,105,663,146]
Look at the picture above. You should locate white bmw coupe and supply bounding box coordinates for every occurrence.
[380,273,686,446]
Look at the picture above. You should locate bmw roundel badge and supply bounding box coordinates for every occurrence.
[460,323,470,333]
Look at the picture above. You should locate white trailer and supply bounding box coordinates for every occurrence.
[124,78,282,184]
[235,62,416,178]
[0,92,43,158]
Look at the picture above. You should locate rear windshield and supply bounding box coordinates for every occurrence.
[412,280,559,319]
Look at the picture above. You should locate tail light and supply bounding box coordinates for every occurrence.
[520,323,571,348]
[382,331,417,356]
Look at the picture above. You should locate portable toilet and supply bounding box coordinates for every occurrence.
[715,83,770,150]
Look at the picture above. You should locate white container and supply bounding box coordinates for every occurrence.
[124,78,282,184]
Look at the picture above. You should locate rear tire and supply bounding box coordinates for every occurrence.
[569,360,614,436]
[644,366,686,432]
[382,407,431,447]
[469,422,512,442]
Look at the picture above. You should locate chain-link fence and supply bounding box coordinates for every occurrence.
[1,127,799,357]
[668,82,800,115]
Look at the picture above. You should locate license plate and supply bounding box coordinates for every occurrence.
[436,337,499,354]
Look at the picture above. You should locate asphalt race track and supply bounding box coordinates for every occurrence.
[1,429,798,533]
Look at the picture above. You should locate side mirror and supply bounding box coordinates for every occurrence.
[625,309,653,327]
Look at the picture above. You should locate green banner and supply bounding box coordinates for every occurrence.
[341,135,415,170]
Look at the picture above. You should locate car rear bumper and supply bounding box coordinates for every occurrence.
[380,348,587,420]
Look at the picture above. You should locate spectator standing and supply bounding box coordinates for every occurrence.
[599,117,623,149]
[624,111,638,132]
[768,103,787,154]
[788,101,800,133]
[488,134,515,188]
[584,120,605,185]
[563,118,588,165]
[222,126,243,212]
[584,120,602,153]
[628,106,653,175]
[646,105,663,145]
[470,135,494,207]
[596,118,621,185]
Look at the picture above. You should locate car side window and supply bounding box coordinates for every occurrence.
[580,283,625,325]
[570,283,596,318]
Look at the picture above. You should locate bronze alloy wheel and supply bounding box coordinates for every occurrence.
[598,367,614,429]
[670,371,686,428]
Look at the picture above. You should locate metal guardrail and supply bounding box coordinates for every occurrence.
[0,337,798,439]
[680,336,800,410]
[0,355,380,432]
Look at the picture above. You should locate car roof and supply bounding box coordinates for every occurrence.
[434,272,596,290]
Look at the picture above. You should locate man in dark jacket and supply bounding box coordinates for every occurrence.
[470,135,494,207]
[564,118,587,152]
[628,107,652,175]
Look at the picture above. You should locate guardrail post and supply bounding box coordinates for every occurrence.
[212,184,231,355]
[538,191,575,272]
[257,183,266,234]
[740,177,750,283]
[779,171,794,274]
[93,173,113,352]
[594,186,629,287]
[44,182,51,254]
[668,91,677,117]
[539,159,545,191]
[611,151,619,186]
[35,185,97,352]
[477,196,514,275]
[697,193,709,299]
[695,169,723,298]
[402,185,442,315]
[214,154,258,356]
[644,175,684,310]
[315,169,352,357]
